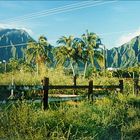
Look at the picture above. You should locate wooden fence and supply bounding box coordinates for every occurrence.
[0,76,124,110]
[134,78,140,95]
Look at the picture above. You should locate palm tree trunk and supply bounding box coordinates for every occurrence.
[90,54,94,68]
[84,61,88,78]
[36,62,39,76]
[70,61,75,76]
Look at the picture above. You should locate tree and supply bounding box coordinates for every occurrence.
[79,30,103,78]
[55,33,103,77]
[55,35,77,76]
[8,58,19,71]
[26,36,52,76]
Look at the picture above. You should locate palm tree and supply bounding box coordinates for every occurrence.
[26,36,52,75]
[80,30,103,78]
[55,35,76,76]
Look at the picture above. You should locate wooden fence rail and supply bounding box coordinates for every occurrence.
[0,76,124,110]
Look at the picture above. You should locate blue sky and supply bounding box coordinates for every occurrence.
[0,0,140,49]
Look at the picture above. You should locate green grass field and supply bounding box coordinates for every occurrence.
[0,70,140,140]
[0,95,140,140]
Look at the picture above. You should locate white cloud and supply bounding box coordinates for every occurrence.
[0,23,33,35]
[117,27,140,46]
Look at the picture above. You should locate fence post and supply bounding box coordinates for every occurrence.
[88,80,93,101]
[119,80,123,93]
[73,75,77,94]
[43,77,49,110]
[134,79,139,95]
[10,75,14,99]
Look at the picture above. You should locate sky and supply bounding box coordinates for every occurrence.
[0,0,140,49]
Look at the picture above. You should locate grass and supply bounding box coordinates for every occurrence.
[0,94,140,140]
[0,69,139,139]
[0,69,134,96]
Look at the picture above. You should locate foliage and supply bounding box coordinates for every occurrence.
[52,31,103,77]
[6,58,34,73]
[55,35,77,76]
[112,68,139,78]
[0,64,139,139]
[0,30,140,140]
[26,36,52,77]
[77,30,103,77]
[0,94,139,140]
[1,29,140,71]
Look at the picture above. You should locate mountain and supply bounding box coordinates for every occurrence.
[107,35,140,68]
[0,28,32,61]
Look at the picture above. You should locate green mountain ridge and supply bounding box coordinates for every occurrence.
[107,35,140,68]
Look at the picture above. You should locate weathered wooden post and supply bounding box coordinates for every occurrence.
[10,75,14,99]
[119,80,123,93]
[74,75,76,86]
[88,80,93,101]
[134,79,139,95]
[73,75,77,94]
[43,77,49,110]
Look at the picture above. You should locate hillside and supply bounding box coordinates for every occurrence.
[0,28,32,61]
[107,36,140,68]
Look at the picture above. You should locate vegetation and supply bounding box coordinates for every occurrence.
[0,30,140,140]
[0,30,104,78]
[0,63,139,140]
[55,35,77,76]
[1,28,140,69]
[0,94,140,140]
[112,67,139,78]
[26,36,52,78]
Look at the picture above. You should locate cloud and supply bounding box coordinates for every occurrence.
[117,27,140,46]
[0,23,33,35]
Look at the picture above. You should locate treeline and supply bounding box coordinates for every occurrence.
[0,30,140,79]
[0,30,105,78]
[112,67,140,78]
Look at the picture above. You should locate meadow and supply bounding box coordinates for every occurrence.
[0,69,140,140]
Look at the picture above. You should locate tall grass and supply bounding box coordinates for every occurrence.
[0,69,139,139]
[0,69,132,88]
[0,94,140,140]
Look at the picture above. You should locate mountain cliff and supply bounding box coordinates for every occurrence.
[107,35,140,68]
[0,28,32,61]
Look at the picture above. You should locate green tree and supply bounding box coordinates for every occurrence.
[55,35,77,76]
[8,58,19,71]
[80,30,103,78]
[26,36,52,75]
